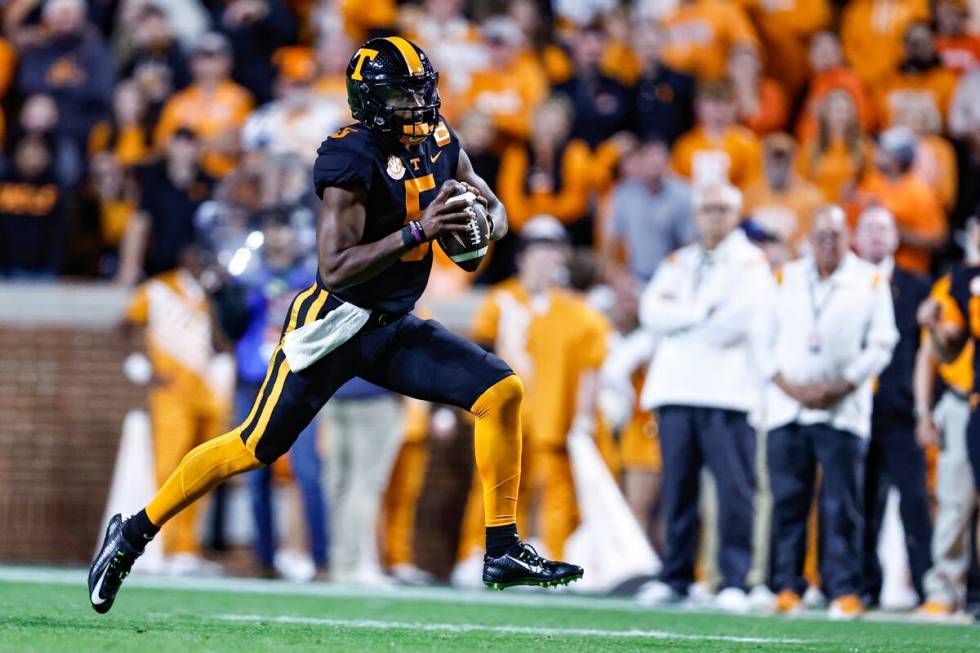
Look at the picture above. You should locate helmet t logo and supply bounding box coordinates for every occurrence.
[350,48,379,81]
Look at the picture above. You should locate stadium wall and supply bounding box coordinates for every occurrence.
[0,282,481,570]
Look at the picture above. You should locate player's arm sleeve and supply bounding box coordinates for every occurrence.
[312,135,374,199]
[842,273,900,386]
[124,283,149,325]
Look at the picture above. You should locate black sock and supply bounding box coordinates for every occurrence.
[122,509,159,550]
[485,523,518,558]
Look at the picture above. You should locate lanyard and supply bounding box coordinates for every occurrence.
[692,249,714,296]
[806,270,836,353]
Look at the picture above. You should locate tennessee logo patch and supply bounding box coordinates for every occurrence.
[387,155,405,180]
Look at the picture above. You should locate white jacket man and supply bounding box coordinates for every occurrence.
[636,183,775,613]
[764,206,898,620]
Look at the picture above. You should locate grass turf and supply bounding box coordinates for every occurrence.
[0,569,978,652]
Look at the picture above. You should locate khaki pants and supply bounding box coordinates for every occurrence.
[324,395,404,580]
[923,391,979,606]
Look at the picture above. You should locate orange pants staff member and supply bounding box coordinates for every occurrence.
[124,262,231,557]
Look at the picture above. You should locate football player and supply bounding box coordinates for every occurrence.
[89,37,583,613]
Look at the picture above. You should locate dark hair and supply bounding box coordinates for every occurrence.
[638,135,669,151]
[172,126,198,141]
[813,92,864,178]
[139,3,167,20]
[697,78,735,103]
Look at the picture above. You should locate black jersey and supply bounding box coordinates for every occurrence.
[312,119,462,315]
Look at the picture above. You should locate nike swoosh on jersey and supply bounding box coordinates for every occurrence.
[430,151,442,163]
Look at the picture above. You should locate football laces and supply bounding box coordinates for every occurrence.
[468,212,481,246]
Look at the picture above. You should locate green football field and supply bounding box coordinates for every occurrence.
[1,567,977,653]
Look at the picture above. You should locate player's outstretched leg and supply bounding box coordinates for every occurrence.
[88,430,263,612]
[470,374,583,590]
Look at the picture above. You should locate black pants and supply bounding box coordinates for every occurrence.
[768,422,866,600]
[242,285,512,464]
[862,413,933,602]
[657,405,756,593]
[968,410,980,492]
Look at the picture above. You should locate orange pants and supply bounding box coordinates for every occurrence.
[149,387,228,555]
[382,438,430,567]
[458,441,579,561]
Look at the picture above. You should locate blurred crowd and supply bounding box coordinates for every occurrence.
[4,0,980,620]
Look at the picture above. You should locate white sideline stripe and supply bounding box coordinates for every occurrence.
[2,567,975,630]
[213,613,807,645]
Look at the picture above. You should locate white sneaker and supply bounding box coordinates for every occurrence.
[635,580,683,607]
[802,585,827,609]
[688,581,714,606]
[715,587,750,613]
[450,553,485,589]
[274,549,316,582]
[353,563,395,587]
[166,554,223,577]
[748,585,776,611]
[389,563,435,586]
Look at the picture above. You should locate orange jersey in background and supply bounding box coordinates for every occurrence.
[875,67,959,130]
[471,278,610,449]
[496,140,594,231]
[796,136,873,203]
[744,176,827,249]
[853,171,946,274]
[841,0,931,84]
[462,52,549,144]
[662,0,759,81]
[154,81,254,178]
[930,273,975,395]
[89,122,151,167]
[672,125,763,190]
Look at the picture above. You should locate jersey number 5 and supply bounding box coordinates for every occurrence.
[402,174,435,262]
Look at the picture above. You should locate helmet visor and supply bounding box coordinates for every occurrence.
[371,76,439,110]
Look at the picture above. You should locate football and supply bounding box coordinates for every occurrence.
[437,191,490,272]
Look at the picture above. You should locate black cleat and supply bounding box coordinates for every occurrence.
[88,514,143,614]
[483,541,583,590]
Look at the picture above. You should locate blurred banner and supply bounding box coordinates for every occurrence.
[566,432,659,593]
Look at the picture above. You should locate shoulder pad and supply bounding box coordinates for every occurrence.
[313,125,376,198]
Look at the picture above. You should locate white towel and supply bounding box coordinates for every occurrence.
[281,301,371,372]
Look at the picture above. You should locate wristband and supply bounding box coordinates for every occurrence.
[401,221,426,248]
[410,220,426,243]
